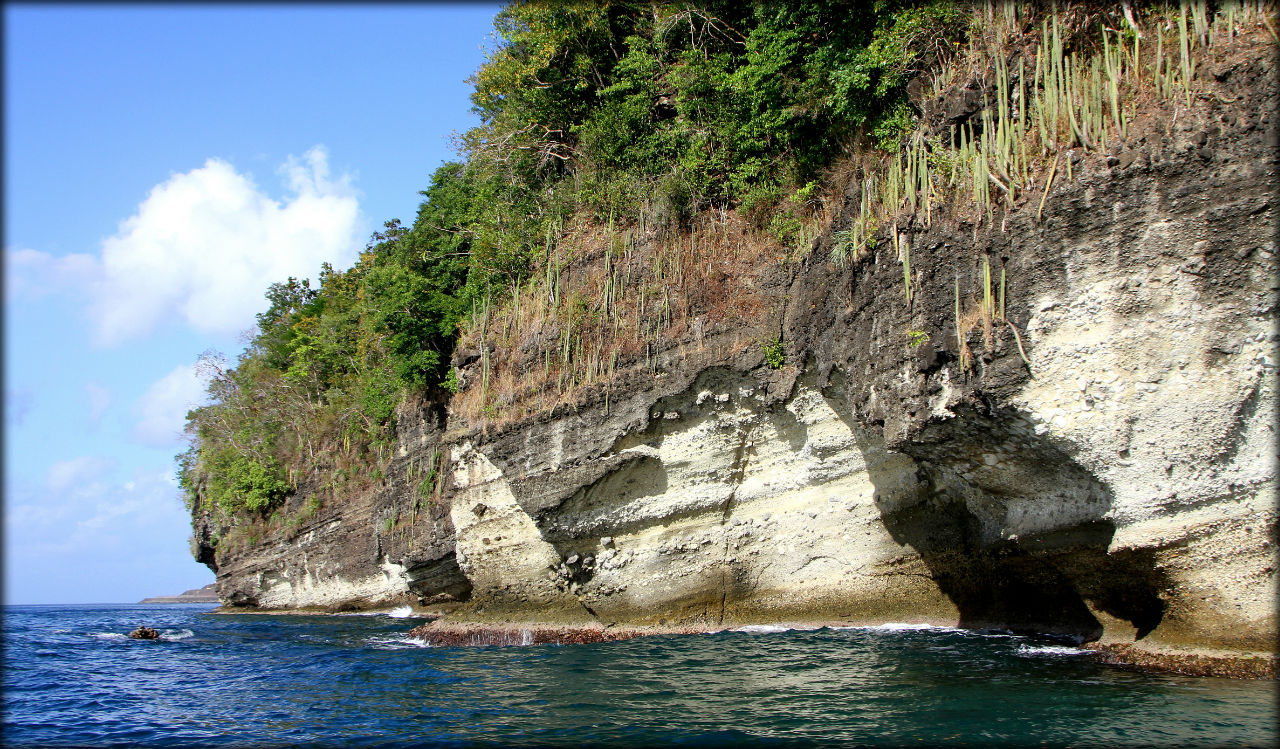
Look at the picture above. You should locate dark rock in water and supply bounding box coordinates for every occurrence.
[128,627,160,640]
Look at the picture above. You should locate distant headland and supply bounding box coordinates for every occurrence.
[139,584,218,604]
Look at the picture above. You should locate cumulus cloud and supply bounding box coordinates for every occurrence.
[8,148,362,345]
[133,364,211,447]
[3,146,361,347]
[91,146,361,344]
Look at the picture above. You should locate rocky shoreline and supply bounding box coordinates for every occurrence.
[210,602,1277,679]
[404,619,1278,680]
[407,621,679,647]
[1092,642,1278,680]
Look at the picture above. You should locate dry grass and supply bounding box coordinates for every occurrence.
[446,1,1275,426]
[450,208,784,429]
[831,1,1275,261]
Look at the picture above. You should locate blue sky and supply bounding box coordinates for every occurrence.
[4,3,502,604]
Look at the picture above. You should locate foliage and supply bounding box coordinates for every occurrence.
[762,337,785,369]
[182,1,970,529]
[203,450,292,514]
[441,368,461,394]
[181,0,1253,536]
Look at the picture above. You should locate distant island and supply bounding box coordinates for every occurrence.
[140,584,218,604]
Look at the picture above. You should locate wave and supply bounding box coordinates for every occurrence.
[732,623,824,634]
[835,622,963,633]
[366,635,432,650]
[1017,644,1092,657]
[339,605,416,618]
[87,629,192,642]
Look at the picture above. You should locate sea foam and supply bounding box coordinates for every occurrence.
[1016,644,1091,657]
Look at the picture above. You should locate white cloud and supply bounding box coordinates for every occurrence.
[4,248,98,301]
[4,146,361,347]
[132,364,211,447]
[6,460,208,603]
[46,455,117,494]
[7,147,362,346]
[85,381,111,426]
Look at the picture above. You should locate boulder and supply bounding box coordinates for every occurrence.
[128,626,160,640]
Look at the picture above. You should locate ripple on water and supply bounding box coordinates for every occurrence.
[4,604,1277,747]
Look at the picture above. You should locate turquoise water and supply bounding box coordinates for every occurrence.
[3,604,1275,747]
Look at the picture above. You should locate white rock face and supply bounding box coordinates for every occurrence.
[237,511,417,608]
[447,218,1277,644]
[449,374,953,627]
[1002,220,1277,646]
[205,58,1276,654]
[449,443,592,621]
[206,398,468,612]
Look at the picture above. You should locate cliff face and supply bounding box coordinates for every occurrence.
[195,38,1276,655]
[196,397,470,611]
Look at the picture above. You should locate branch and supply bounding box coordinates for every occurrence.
[1121,1,1144,38]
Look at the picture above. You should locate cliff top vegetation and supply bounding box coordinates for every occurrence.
[181,0,1275,535]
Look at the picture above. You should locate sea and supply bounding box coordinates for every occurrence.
[3,603,1276,748]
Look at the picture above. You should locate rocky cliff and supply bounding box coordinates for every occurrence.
[194,30,1276,661]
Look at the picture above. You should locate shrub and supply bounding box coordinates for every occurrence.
[763,337,786,369]
[205,451,291,515]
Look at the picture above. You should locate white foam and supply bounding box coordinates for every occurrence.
[367,635,432,650]
[836,622,962,633]
[90,632,128,640]
[1017,644,1091,656]
[160,628,194,641]
[340,605,417,618]
[733,624,793,634]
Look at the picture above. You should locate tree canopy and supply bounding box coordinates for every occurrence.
[181,0,965,519]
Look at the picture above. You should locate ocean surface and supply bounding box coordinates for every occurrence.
[3,604,1275,748]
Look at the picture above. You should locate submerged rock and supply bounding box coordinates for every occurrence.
[128,626,159,640]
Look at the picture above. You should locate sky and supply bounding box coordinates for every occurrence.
[4,3,502,604]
